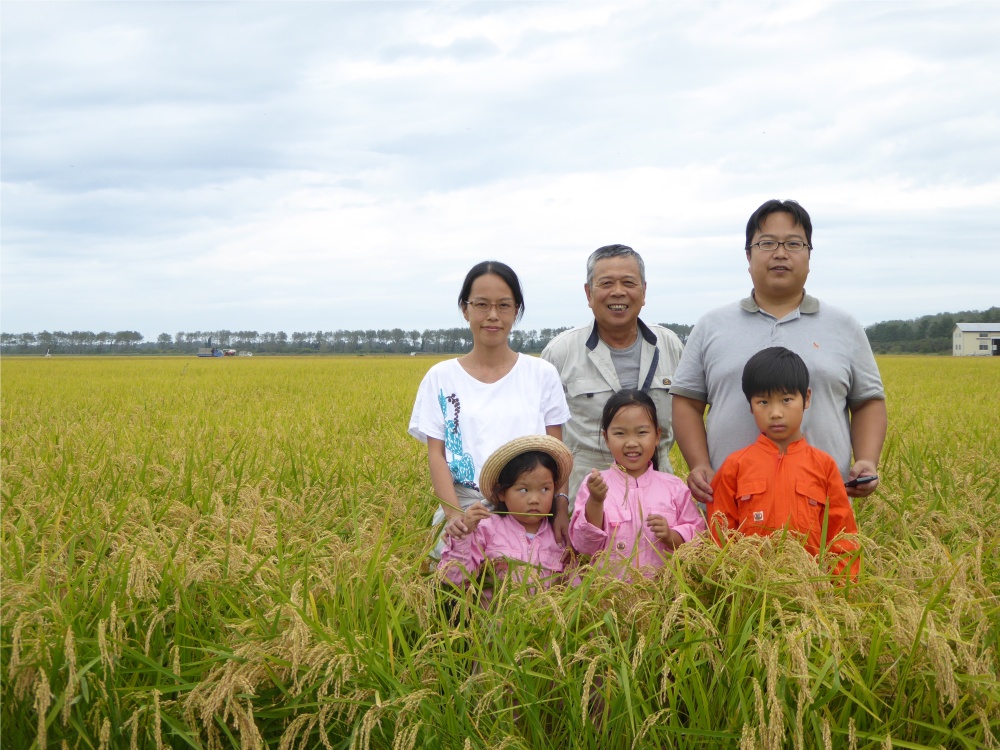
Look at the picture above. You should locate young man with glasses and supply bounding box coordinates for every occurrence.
[670,200,887,507]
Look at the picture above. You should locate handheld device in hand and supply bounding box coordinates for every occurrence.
[845,474,878,488]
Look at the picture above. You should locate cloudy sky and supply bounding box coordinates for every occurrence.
[3,1,998,340]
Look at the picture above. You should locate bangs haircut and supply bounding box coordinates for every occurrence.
[744,199,813,251]
[599,389,660,471]
[491,450,558,514]
[741,347,810,402]
[457,261,526,323]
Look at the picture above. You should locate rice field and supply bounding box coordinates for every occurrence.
[2,354,998,749]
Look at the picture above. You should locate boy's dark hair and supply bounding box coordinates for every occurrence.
[492,450,557,515]
[741,347,810,401]
[744,199,813,252]
[599,389,660,471]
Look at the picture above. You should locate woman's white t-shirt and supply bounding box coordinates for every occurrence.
[408,354,571,492]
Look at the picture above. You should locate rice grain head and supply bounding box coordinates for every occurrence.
[62,625,78,725]
[34,672,51,750]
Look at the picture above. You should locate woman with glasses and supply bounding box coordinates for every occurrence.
[409,261,572,558]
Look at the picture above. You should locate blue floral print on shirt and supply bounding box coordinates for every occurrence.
[438,389,477,489]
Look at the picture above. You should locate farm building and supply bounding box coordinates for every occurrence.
[953,322,1000,356]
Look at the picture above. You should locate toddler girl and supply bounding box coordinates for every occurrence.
[439,435,573,590]
[569,389,705,577]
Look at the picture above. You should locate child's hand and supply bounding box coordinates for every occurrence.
[586,469,608,503]
[647,514,683,549]
[462,502,491,534]
[646,514,671,541]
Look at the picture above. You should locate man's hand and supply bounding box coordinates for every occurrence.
[686,463,715,504]
[846,460,879,499]
[586,469,608,503]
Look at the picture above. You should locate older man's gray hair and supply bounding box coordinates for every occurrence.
[586,244,646,286]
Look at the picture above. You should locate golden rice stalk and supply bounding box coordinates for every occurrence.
[630,633,646,675]
[275,713,315,750]
[579,656,601,725]
[98,717,111,750]
[153,689,164,750]
[34,672,51,750]
[391,720,422,750]
[61,625,77,725]
[551,635,566,677]
[630,709,671,750]
[761,636,784,750]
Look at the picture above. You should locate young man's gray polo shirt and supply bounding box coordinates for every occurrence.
[669,292,885,480]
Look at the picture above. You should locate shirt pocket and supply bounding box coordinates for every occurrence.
[734,478,769,533]
[566,377,614,401]
[534,543,566,575]
[605,522,633,559]
[795,479,830,537]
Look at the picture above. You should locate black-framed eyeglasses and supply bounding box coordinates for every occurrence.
[749,240,811,253]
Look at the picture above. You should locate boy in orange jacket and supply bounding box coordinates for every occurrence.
[708,346,860,579]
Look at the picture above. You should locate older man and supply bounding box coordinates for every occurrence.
[670,199,887,505]
[542,244,685,501]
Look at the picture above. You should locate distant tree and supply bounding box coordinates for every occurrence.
[388,328,405,353]
[660,323,693,343]
[157,333,172,350]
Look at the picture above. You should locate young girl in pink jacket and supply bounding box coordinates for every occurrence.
[569,389,704,578]
[439,435,573,590]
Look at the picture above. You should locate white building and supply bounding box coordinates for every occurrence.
[953,323,1000,356]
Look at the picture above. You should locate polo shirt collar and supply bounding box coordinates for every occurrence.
[740,291,820,315]
[585,317,657,351]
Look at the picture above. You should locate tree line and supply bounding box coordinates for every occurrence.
[863,307,1000,354]
[0,328,576,355]
[3,312,994,355]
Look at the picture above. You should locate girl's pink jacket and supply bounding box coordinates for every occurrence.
[439,515,565,587]
[569,464,705,578]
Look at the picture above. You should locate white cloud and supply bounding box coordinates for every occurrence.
[3,0,998,338]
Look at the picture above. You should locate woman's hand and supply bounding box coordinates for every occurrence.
[444,515,469,539]
[551,508,570,547]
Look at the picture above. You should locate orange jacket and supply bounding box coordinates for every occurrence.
[709,434,859,579]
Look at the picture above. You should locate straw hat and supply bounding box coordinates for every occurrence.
[478,435,574,501]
